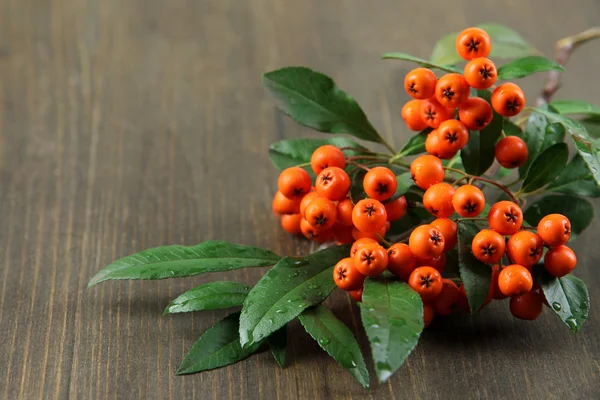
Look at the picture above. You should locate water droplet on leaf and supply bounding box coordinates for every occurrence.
[552,302,562,311]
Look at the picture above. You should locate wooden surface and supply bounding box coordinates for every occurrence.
[1,0,600,398]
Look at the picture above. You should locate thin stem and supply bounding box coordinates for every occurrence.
[294,162,311,168]
[389,155,411,168]
[347,161,371,171]
[376,234,393,248]
[452,176,469,186]
[346,155,388,162]
[454,217,487,222]
[521,225,537,231]
[340,147,390,158]
[444,167,519,203]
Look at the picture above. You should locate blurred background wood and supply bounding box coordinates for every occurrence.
[1,0,599,398]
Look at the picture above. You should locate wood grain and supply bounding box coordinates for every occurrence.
[1,0,599,398]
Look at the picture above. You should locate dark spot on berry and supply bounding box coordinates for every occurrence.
[409,83,417,94]
[476,118,486,127]
[529,246,542,259]
[464,201,477,214]
[425,108,436,122]
[420,275,434,288]
[506,98,521,112]
[314,214,327,226]
[376,182,389,195]
[482,244,496,256]
[293,188,305,197]
[445,132,458,144]
[361,251,375,265]
[467,38,480,52]
[504,209,518,223]
[337,269,347,280]
[320,173,333,186]
[430,231,443,246]
[564,223,571,236]
[479,65,493,79]
[443,87,455,100]
[364,204,376,217]
[428,206,439,216]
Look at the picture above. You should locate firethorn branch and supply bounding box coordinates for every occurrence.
[443,167,519,204]
[537,27,600,106]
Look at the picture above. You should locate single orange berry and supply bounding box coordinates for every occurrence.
[299,191,320,218]
[488,201,523,235]
[423,182,456,218]
[436,119,470,153]
[410,154,445,190]
[387,243,417,281]
[510,291,543,320]
[354,243,389,276]
[426,129,457,160]
[352,199,387,233]
[472,229,506,264]
[404,68,437,100]
[363,167,398,202]
[384,196,407,221]
[408,266,443,302]
[507,231,544,268]
[435,73,470,108]
[498,264,533,297]
[304,197,337,230]
[272,191,302,215]
[495,136,528,169]
[349,287,363,302]
[431,218,457,251]
[336,198,355,226]
[402,99,429,131]
[458,97,493,131]
[333,257,365,291]
[452,184,485,217]
[423,304,435,328]
[278,167,312,199]
[310,145,346,175]
[350,237,378,257]
[537,213,572,248]
[544,245,577,277]
[280,213,303,235]
[433,279,461,315]
[300,218,325,241]
[416,254,446,273]
[421,97,454,129]
[463,57,497,89]
[316,167,351,201]
[409,224,445,259]
[456,27,492,61]
[491,83,526,117]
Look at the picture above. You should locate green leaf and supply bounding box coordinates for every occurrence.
[88,241,281,287]
[430,22,537,66]
[299,305,370,388]
[457,221,492,313]
[386,172,414,203]
[177,312,261,375]
[164,281,250,315]
[360,278,423,383]
[519,106,565,177]
[534,107,600,185]
[534,267,589,333]
[267,326,287,368]
[239,244,350,348]
[381,53,460,73]
[546,154,600,197]
[396,129,431,157]
[263,67,384,144]
[550,100,600,117]
[460,90,503,175]
[496,56,563,80]
[503,119,522,136]
[268,137,367,173]
[524,195,593,237]
[520,143,569,193]
[581,117,600,138]
[386,207,431,238]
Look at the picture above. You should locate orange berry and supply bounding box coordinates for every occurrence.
[495,136,528,169]
[272,191,302,215]
[300,191,320,218]
[426,129,457,160]
[488,201,523,235]
[402,99,429,131]
[300,218,323,241]
[423,304,435,328]
[435,74,470,108]
[456,27,492,61]
[316,167,351,201]
[544,245,577,277]
[537,214,572,248]
[335,198,354,226]
[491,83,526,117]
[433,279,460,315]
[431,218,457,251]
[387,243,417,280]
[510,291,543,320]
[280,213,303,235]
[410,155,445,190]
[310,145,346,175]
[384,196,407,221]
[458,97,493,131]
[421,97,454,129]
[416,254,446,273]
[498,264,533,297]
[354,243,389,276]
[304,197,337,230]
[409,224,445,258]
[423,182,456,218]
[452,184,485,217]
[333,257,365,291]
[278,167,312,199]
[471,229,506,264]
[352,199,387,234]
[349,287,363,302]
[436,119,469,153]
[408,266,443,302]
[363,167,398,202]
[507,231,544,268]
[463,57,497,89]
[404,68,438,100]
[350,237,378,257]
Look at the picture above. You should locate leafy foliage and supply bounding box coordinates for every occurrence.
[496,56,563,79]
[550,100,600,117]
[546,154,600,197]
[457,221,492,313]
[381,53,460,73]
[267,326,288,368]
[524,195,594,237]
[520,143,569,193]
[164,281,250,314]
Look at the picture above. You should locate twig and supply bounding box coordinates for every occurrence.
[537,27,600,106]
[347,161,371,171]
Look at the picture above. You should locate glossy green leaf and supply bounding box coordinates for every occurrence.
[430,22,537,66]
[268,137,367,173]
[524,195,593,237]
[546,154,600,197]
[177,312,261,375]
[581,117,600,138]
[396,129,431,157]
[550,100,600,117]
[520,143,569,193]
[503,119,522,136]
[267,326,287,368]
[457,221,492,313]
[496,56,563,79]
[381,53,460,73]
[88,242,281,287]
[386,172,414,203]
[164,281,250,314]
[360,278,423,383]
[519,106,565,177]
[239,245,350,348]
[534,267,589,333]
[460,90,503,176]
[299,305,370,388]
[263,67,384,144]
